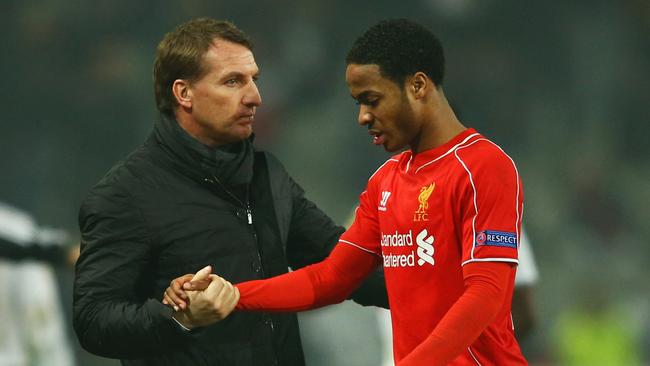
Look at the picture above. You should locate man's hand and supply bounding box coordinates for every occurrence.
[167,266,240,330]
[163,266,211,311]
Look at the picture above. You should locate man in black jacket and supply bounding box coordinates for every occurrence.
[73,17,387,366]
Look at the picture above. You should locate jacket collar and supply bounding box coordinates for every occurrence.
[151,113,255,187]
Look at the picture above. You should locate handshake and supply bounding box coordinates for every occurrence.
[162,266,240,330]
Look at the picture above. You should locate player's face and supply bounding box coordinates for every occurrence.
[346,64,419,152]
[183,39,261,146]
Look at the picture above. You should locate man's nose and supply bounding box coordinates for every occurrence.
[243,81,262,107]
[358,107,373,126]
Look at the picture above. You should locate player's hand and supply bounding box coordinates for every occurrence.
[172,273,240,329]
[163,266,211,311]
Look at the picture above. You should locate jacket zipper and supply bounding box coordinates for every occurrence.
[203,175,274,334]
[203,175,263,273]
[203,176,249,219]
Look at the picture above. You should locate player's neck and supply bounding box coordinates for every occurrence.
[410,99,465,155]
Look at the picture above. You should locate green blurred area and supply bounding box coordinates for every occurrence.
[1,0,649,364]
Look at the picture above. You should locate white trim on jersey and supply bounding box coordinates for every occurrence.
[453,147,480,261]
[461,258,519,266]
[361,157,400,216]
[482,139,522,245]
[369,158,400,181]
[405,154,413,173]
[338,239,381,257]
[467,346,483,365]
[454,138,522,263]
[414,133,480,174]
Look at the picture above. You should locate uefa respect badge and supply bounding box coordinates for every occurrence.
[475,230,518,249]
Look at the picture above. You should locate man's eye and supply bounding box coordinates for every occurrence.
[225,79,238,86]
[357,99,379,107]
[355,99,378,106]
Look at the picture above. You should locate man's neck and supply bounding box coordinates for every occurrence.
[411,99,465,155]
[175,111,220,147]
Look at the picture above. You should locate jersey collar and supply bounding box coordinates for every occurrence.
[403,128,479,174]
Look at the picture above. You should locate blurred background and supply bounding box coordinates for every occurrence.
[1,0,649,365]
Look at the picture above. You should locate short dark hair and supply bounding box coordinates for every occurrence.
[153,18,252,116]
[346,19,445,88]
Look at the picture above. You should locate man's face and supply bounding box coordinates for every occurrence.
[346,64,418,152]
[183,39,261,146]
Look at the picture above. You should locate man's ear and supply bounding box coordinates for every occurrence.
[408,72,429,99]
[172,79,193,109]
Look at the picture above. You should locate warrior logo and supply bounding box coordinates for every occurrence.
[414,182,435,222]
[379,191,391,211]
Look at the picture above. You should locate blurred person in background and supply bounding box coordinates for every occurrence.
[552,284,642,365]
[73,17,386,366]
[170,18,527,365]
[0,201,77,366]
[511,228,539,341]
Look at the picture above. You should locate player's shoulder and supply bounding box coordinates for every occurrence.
[456,134,513,165]
[455,134,517,170]
[368,152,405,182]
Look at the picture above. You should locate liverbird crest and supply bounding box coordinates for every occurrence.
[417,183,436,209]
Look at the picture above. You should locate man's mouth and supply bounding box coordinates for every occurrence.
[238,114,255,123]
[369,130,385,146]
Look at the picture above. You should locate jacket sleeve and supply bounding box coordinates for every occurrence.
[73,185,191,358]
[284,175,389,308]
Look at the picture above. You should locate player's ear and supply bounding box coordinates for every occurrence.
[172,79,193,109]
[407,72,428,100]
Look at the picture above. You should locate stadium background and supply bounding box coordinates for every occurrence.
[1,0,649,364]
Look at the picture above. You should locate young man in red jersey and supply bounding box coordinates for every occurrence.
[165,19,527,365]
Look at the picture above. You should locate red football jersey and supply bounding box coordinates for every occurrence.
[340,128,527,365]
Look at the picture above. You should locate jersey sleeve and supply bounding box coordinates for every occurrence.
[455,141,523,265]
[397,262,514,366]
[236,243,381,311]
[339,160,394,256]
